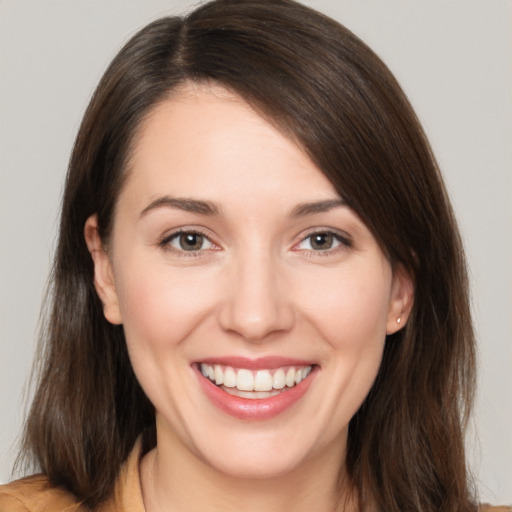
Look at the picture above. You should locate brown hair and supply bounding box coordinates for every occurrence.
[19,1,477,510]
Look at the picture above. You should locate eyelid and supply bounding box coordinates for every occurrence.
[157,226,352,257]
[292,228,352,253]
[159,227,220,256]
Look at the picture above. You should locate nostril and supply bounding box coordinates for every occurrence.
[217,299,294,342]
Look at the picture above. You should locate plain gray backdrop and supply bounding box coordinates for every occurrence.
[1,0,511,503]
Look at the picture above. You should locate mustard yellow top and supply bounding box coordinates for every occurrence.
[0,440,509,511]
[0,440,144,511]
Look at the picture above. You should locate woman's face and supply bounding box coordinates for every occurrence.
[86,84,412,479]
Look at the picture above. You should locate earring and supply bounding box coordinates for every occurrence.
[396,317,401,324]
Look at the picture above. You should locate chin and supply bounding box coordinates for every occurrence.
[189,422,333,482]
[202,445,309,481]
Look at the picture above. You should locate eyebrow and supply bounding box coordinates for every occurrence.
[290,198,347,218]
[139,196,221,218]
[139,196,346,219]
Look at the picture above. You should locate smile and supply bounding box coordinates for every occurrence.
[195,359,317,420]
[199,363,313,399]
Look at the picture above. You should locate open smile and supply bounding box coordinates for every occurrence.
[199,363,313,398]
[194,358,318,420]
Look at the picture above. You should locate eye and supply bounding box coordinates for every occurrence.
[164,231,215,252]
[297,231,350,252]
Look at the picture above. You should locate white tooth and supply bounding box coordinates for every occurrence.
[285,368,296,387]
[303,366,312,378]
[207,365,215,381]
[252,390,280,399]
[295,368,303,385]
[201,364,208,377]
[237,369,254,391]
[214,365,223,385]
[223,388,281,399]
[223,367,237,388]
[254,370,273,391]
[272,368,285,389]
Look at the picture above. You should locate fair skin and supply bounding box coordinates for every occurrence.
[85,83,413,512]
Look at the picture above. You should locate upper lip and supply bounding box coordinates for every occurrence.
[196,356,316,370]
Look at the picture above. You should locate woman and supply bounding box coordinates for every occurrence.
[0,0,506,511]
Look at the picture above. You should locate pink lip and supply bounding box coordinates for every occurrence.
[198,356,314,370]
[193,361,317,421]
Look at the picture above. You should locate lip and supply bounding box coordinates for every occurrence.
[193,358,318,421]
[198,356,315,370]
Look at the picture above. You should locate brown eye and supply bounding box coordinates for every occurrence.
[297,231,350,252]
[165,231,214,252]
[179,233,204,251]
[310,233,334,250]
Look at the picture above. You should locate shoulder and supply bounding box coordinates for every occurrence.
[0,475,85,512]
[0,438,144,512]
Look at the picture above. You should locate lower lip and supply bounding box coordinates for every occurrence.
[194,365,317,421]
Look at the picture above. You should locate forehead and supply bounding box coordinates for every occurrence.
[120,83,340,212]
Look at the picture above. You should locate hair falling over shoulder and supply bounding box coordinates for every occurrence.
[17,1,477,510]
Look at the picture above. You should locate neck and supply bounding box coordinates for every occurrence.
[140,426,357,512]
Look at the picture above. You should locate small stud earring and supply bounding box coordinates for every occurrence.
[396,317,401,324]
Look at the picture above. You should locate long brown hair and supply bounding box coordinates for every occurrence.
[19,1,477,510]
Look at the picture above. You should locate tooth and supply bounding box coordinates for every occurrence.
[272,368,285,389]
[252,390,280,399]
[202,363,312,392]
[214,365,223,385]
[237,369,254,391]
[254,370,273,391]
[285,368,296,388]
[223,388,281,399]
[224,367,237,388]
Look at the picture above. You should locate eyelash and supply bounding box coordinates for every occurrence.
[159,229,217,257]
[294,229,352,256]
[158,229,352,257]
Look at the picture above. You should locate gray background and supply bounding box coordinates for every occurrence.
[1,0,511,503]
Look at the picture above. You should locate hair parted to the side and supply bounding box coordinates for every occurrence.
[19,0,477,510]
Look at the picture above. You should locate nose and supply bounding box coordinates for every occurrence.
[217,252,295,342]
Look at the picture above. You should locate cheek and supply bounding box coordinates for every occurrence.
[111,259,222,422]
[113,259,218,352]
[296,261,392,350]
[293,263,392,431]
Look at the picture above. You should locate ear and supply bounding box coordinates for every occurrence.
[386,265,414,335]
[84,215,123,325]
